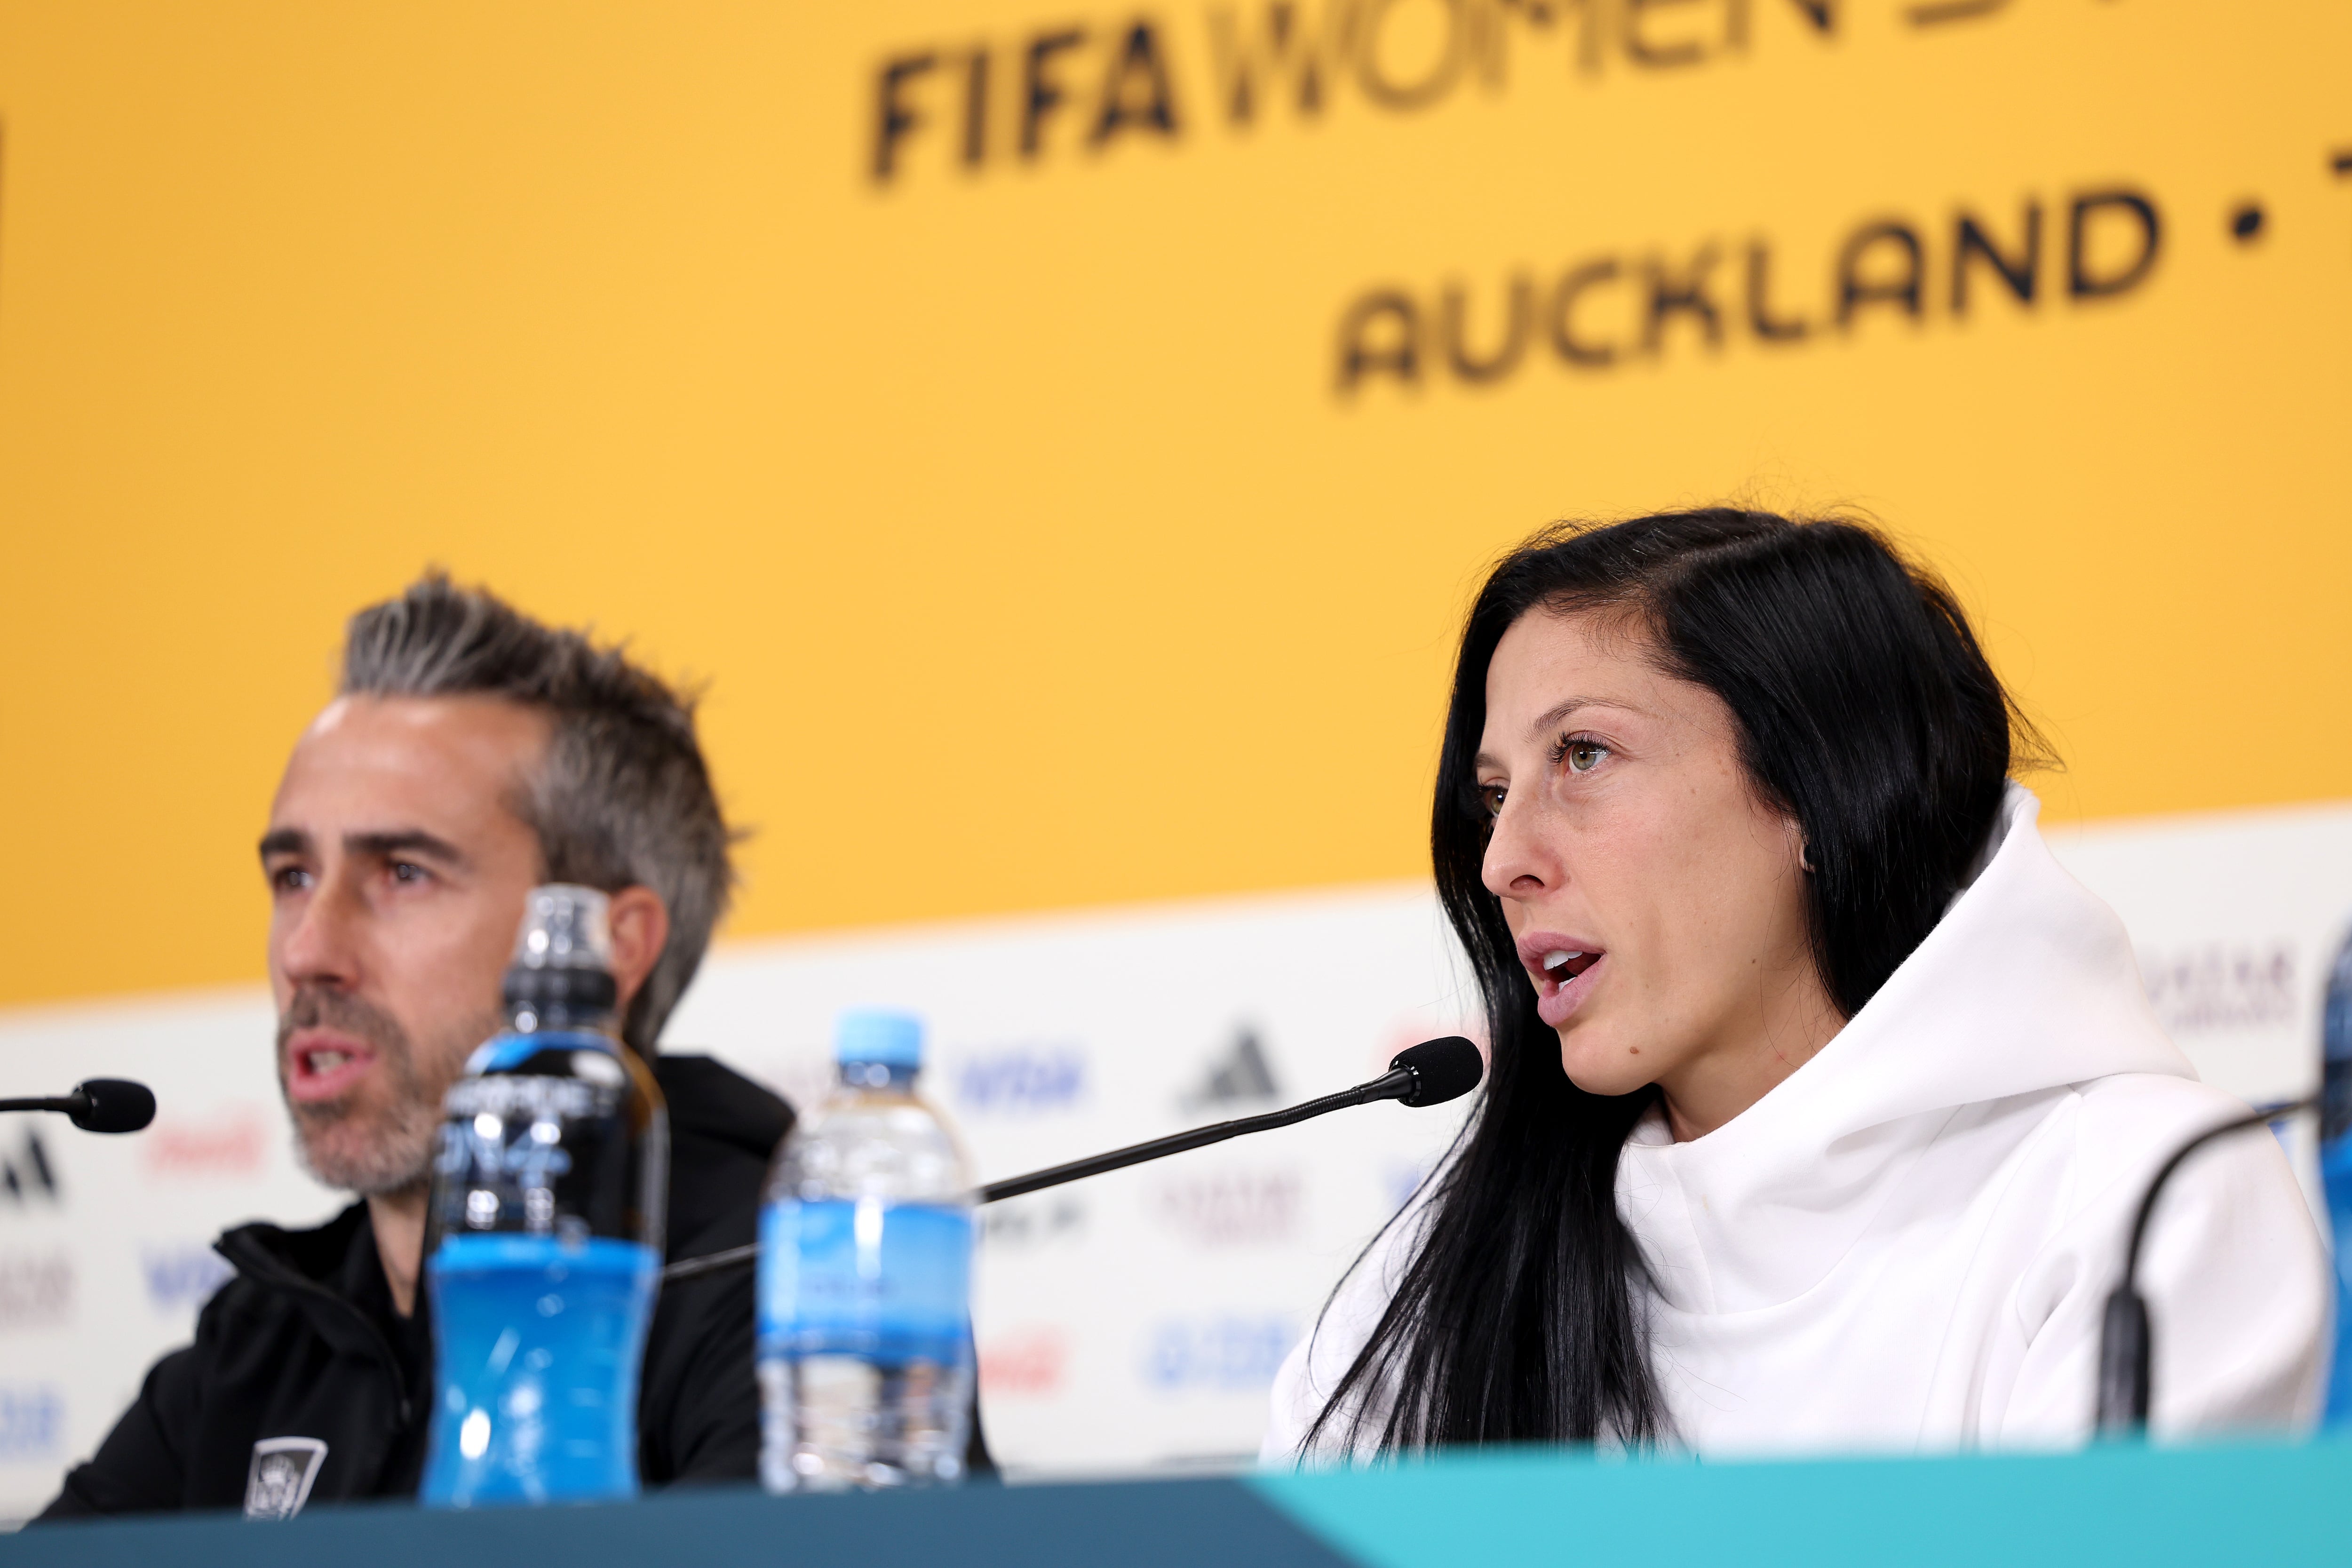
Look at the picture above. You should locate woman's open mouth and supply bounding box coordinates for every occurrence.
[1539,948,1600,987]
[1518,935,1605,1027]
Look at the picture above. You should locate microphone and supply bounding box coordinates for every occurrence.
[2093,1093,2313,1435]
[660,1036,1484,1284]
[977,1035,1484,1204]
[0,1078,158,1135]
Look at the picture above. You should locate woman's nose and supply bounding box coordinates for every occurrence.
[1481,793,1553,899]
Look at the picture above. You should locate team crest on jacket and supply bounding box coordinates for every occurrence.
[243,1436,327,1520]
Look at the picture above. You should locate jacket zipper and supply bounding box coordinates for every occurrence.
[214,1238,417,1430]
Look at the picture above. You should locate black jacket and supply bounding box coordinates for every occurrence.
[38,1054,791,1519]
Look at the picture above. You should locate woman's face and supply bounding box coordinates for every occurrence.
[1475,607,1839,1137]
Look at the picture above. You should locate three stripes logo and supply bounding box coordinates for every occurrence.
[0,1129,59,1207]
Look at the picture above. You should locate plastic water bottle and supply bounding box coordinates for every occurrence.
[420,885,668,1506]
[2322,924,2352,1423]
[758,1010,975,1491]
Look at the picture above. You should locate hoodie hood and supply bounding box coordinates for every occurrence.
[1617,783,2193,1315]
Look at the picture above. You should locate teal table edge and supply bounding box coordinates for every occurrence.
[6,1437,2341,1567]
[1250,1435,2352,1567]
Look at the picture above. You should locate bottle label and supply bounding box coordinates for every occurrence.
[432,1031,660,1247]
[759,1200,973,1357]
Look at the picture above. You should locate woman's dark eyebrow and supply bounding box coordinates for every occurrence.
[1476,698,1600,771]
[1523,697,1596,741]
[1476,697,1643,771]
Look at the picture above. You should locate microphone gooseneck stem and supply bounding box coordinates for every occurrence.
[663,1242,759,1283]
[2093,1094,2314,1436]
[657,1066,1422,1284]
[0,1098,78,1116]
[977,1069,1412,1205]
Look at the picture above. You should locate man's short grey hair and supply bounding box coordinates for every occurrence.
[340,573,736,1054]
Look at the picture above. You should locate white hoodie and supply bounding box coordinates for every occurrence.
[1265,786,2328,1460]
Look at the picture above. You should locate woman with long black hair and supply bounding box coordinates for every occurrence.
[1265,510,2325,1457]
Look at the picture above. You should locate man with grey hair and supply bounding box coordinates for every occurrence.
[41,574,794,1517]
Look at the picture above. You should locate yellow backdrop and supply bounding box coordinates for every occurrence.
[0,0,2346,1007]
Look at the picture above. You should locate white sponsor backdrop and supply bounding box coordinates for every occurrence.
[1,796,2348,1518]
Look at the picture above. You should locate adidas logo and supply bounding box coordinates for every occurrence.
[1179,1025,1282,1113]
[0,1129,59,1207]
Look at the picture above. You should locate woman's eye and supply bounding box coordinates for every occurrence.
[1479,785,1507,818]
[1565,740,1607,773]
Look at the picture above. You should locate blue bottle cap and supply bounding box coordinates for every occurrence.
[835,1009,924,1068]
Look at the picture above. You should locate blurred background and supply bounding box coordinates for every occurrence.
[0,0,2346,1517]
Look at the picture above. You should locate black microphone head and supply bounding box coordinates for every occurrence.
[1389,1037,1483,1108]
[71,1078,156,1134]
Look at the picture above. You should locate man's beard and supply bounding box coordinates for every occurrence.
[276,987,498,1198]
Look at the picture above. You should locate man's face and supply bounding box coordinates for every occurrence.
[261,695,550,1196]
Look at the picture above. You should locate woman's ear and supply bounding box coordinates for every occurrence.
[1784,814,1814,875]
[604,885,670,1027]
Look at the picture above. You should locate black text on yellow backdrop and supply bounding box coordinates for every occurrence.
[865,0,2036,185]
[1334,190,2166,394]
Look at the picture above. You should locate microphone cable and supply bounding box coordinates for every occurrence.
[2094,1093,2315,1435]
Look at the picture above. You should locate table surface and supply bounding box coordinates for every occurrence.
[5,1436,2341,1567]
